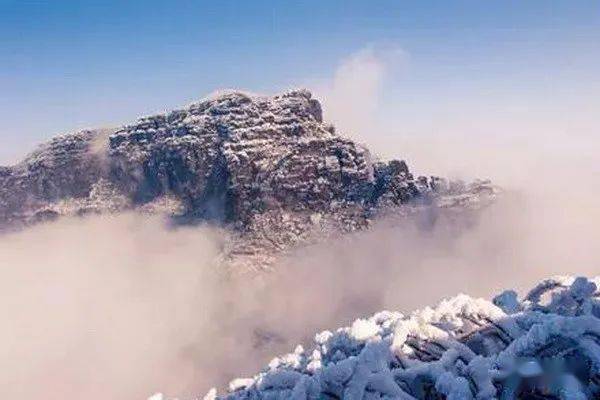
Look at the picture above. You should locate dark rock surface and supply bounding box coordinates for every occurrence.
[0,89,497,269]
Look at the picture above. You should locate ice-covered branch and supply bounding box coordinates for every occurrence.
[185,276,600,399]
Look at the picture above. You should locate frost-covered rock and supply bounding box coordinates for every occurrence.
[211,276,600,399]
[0,90,498,268]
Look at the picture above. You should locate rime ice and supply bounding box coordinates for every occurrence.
[200,276,600,399]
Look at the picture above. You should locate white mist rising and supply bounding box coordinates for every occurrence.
[1,48,599,399]
[0,215,232,398]
[2,171,598,399]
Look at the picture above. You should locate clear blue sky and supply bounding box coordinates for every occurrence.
[1,1,599,163]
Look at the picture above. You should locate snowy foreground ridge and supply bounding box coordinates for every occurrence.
[154,276,600,399]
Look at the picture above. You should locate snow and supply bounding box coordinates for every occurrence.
[203,388,217,400]
[228,379,254,392]
[184,275,600,399]
[1,89,498,272]
[350,318,381,341]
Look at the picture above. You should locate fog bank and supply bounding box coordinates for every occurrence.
[1,47,599,399]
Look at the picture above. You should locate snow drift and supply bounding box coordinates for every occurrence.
[186,276,600,400]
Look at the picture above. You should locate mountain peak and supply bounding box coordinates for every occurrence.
[0,90,497,268]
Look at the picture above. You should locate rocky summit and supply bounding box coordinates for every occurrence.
[0,89,497,269]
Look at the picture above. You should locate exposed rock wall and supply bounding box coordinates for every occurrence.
[0,90,497,267]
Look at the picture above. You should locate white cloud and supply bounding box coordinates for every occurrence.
[312,45,408,148]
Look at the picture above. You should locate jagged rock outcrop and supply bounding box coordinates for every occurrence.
[196,276,600,400]
[0,90,497,268]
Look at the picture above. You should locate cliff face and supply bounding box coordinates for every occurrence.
[107,89,377,224]
[0,90,497,268]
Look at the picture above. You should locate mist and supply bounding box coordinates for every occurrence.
[1,48,599,399]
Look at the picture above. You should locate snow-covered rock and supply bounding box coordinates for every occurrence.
[0,90,498,269]
[209,276,600,399]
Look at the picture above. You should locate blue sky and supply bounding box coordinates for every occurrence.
[1,1,599,163]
